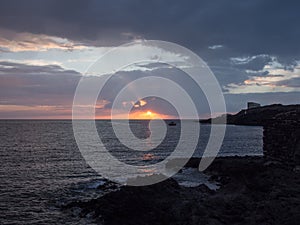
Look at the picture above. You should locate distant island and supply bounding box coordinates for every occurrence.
[200,103,300,126]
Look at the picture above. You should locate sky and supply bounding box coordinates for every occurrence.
[0,0,299,119]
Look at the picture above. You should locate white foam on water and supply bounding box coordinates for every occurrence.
[172,167,219,190]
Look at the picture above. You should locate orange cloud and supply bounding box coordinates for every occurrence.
[123,99,148,109]
[0,29,87,52]
[94,109,173,120]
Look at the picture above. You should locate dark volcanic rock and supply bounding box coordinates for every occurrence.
[64,157,300,225]
[65,177,208,225]
[200,104,300,126]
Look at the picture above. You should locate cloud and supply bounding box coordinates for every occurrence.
[0,61,81,107]
[275,77,300,88]
[0,59,63,67]
[0,45,113,73]
[0,28,88,52]
[121,99,148,108]
[0,0,299,57]
[0,59,298,119]
[208,45,223,50]
[0,0,299,118]
[0,61,191,118]
[0,61,116,118]
[230,54,275,71]
[133,99,147,108]
[0,104,71,119]
[225,58,300,93]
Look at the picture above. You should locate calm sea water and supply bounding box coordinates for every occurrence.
[0,120,263,224]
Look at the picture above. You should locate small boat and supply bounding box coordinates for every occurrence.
[168,121,176,126]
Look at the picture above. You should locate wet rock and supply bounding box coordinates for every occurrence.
[64,157,300,225]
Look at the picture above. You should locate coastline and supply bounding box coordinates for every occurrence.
[63,156,300,225]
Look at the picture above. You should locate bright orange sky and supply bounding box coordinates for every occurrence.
[95,110,174,120]
[1,1,300,120]
[0,104,223,120]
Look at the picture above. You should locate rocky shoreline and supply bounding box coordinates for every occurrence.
[63,157,300,225]
[200,104,300,126]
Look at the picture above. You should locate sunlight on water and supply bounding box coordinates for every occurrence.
[0,120,263,224]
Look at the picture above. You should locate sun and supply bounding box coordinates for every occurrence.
[128,110,171,119]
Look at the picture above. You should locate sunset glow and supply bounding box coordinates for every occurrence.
[0,1,298,120]
[90,109,174,120]
[129,110,170,120]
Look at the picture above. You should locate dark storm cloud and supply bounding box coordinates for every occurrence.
[0,0,299,118]
[0,61,81,106]
[0,60,298,119]
[0,0,300,58]
[0,61,211,116]
[95,66,211,116]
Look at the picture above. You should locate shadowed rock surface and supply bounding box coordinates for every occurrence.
[63,157,300,225]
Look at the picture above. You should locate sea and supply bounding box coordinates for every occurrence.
[0,120,263,224]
